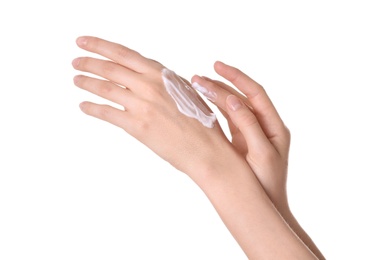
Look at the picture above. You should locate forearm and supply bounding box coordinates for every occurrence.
[189,149,318,260]
[278,206,326,260]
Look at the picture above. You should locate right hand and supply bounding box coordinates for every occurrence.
[191,61,291,211]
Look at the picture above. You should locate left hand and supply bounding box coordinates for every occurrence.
[72,36,232,175]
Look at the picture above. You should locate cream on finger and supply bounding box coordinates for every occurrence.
[191,82,217,102]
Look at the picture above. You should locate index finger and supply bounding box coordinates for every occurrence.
[214,61,285,135]
[75,36,163,74]
[214,61,290,156]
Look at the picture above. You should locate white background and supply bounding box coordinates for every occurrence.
[1,0,378,259]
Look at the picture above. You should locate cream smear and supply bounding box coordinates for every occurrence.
[161,68,216,128]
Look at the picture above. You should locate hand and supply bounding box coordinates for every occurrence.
[191,61,291,211]
[192,63,326,259]
[72,36,231,175]
[72,43,322,259]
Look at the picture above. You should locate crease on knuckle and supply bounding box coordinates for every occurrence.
[237,112,259,129]
[227,67,242,83]
[245,84,266,100]
[98,83,113,96]
[139,100,155,116]
[98,105,112,120]
[101,61,116,76]
[142,80,162,99]
[134,119,150,136]
[116,45,132,60]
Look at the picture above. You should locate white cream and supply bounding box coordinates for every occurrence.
[191,82,217,102]
[161,68,216,128]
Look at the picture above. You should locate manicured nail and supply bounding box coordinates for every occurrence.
[76,36,88,46]
[191,82,217,102]
[227,95,243,111]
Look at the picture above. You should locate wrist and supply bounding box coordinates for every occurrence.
[185,143,318,259]
[186,142,245,187]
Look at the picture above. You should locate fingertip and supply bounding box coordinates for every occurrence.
[192,75,214,85]
[214,60,222,70]
[73,75,82,85]
[191,79,218,103]
[76,36,88,47]
[79,101,88,112]
[214,61,231,76]
[191,74,202,83]
[71,58,80,68]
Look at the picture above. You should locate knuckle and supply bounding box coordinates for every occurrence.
[237,111,259,129]
[116,44,132,60]
[228,66,240,82]
[98,82,113,96]
[245,85,265,100]
[131,115,153,140]
[139,100,155,116]
[97,105,112,120]
[101,61,116,75]
[283,125,291,140]
[116,44,141,61]
[135,119,150,133]
[145,87,159,100]
[142,81,162,99]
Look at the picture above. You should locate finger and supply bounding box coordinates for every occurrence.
[179,75,215,114]
[217,104,241,140]
[191,75,254,111]
[201,76,255,113]
[191,75,229,109]
[225,94,273,157]
[79,101,131,130]
[202,76,250,106]
[76,36,162,74]
[214,61,289,155]
[191,75,238,135]
[190,75,249,140]
[72,57,142,92]
[74,75,133,109]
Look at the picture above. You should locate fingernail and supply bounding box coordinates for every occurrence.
[72,58,80,67]
[76,36,88,46]
[79,102,86,110]
[227,95,243,111]
[73,75,80,84]
[191,82,217,102]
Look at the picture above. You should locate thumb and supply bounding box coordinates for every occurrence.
[226,95,271,154]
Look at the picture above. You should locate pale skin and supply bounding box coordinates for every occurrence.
[72,36,323,259]
[192,64,325,260]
